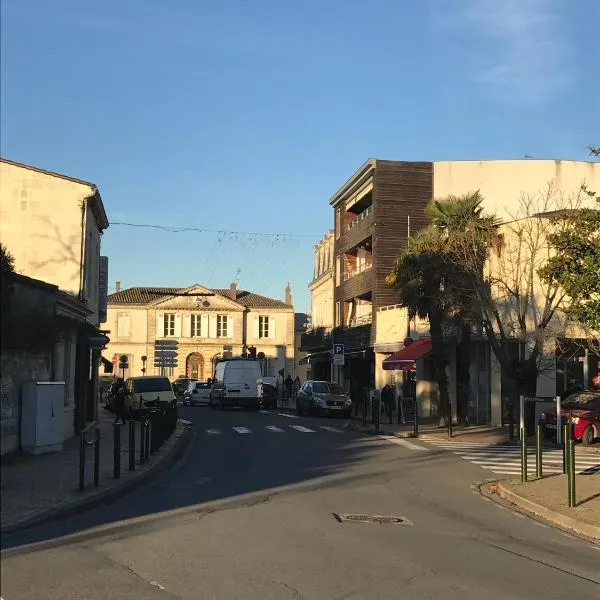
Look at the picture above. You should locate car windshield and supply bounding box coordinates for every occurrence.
[562,393,600,410]
[134,378,172,393]
[312,382,345,394]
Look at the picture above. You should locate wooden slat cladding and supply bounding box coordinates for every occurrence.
[335,213,374,254]
[372,161,432,308]
[336,268,375,303]
[332,324,372,351]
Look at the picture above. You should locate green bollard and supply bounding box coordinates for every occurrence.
[569,439,576,507]
[520,427,528,483]
[535,424,543,479]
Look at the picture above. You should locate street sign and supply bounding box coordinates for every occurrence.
[155,340,179,348]
[154,361,178,369]
[333,343,345,366]
[119,354,129,368]
[154,350,177,358]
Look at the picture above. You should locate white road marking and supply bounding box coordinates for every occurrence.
[266,425,285,433]
[290,425,315,433]
[379,435,427,451]
[259,410,270,414]
[205,429,221,435]
[178,418,192,425]
[232,427,251,434]
[277,412,300,418]
[320,426,343,433]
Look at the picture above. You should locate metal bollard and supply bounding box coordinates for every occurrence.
[508,402,514,441]
[562,422,568,474]
[94,427,100,487]
[568,438,576,507]
[362,397,367,427]
[79,431,86,490]
[129,420,136,471]
[144,418,151,461]
[113,423,121,479]
[413,398,419,436]
[139,417,146,464]
[375,397,380,433]
[535,424,543,479]
[520,427,528,483]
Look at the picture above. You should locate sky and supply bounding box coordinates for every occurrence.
[1,0,599,313]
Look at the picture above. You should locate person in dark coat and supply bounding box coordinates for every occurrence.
[111,378,128,424]
[285,375,294,403]
[381,384,394,421]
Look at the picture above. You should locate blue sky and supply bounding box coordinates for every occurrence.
[2,0,599,313]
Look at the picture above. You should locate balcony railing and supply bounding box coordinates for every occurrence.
[342,262,373,281]
[347,205,373,231]
[348,313,373,327]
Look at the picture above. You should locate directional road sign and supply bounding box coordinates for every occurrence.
[155,340,179,348]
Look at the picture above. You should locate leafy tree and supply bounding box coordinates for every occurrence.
[539,145,600,338]
[0,243,16,317]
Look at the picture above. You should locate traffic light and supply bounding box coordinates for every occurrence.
[247,346,257,359]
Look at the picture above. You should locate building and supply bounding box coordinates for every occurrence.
[328,158,600,424]
[103,282,295,380]
[300,230,335,380]
[0,158,110,436]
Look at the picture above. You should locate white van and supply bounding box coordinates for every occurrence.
[210,359,263,410]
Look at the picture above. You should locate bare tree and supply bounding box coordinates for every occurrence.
[452,183,588,396]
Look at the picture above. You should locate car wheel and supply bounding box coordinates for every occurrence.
[581,425,595,445]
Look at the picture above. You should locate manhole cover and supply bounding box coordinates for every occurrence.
[333,513,413,525]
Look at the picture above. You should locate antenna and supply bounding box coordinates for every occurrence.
[235,268,241,284]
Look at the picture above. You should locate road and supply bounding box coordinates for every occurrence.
[1,407,599,599]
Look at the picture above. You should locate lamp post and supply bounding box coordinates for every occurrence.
[141,355,147,375]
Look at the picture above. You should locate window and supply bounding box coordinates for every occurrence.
[117,312,131,337]
[259,316,270,338]
[191,314,201,337]
[163,313,175,336]
[217,314,228,338]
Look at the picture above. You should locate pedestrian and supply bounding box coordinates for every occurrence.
[112,378,128,424]
[381,384,394,421]
[294,376,301,400]
[285,374,294,404]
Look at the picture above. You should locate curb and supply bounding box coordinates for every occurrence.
[343,420,416,438]
[496,481,600,541]
[0,422,196,535]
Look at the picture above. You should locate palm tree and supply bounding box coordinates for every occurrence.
[387,192,500,425]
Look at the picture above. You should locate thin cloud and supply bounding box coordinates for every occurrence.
[433,0,573,104]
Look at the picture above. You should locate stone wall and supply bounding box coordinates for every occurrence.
[0,351,51,455]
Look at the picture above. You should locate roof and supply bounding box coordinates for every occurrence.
[108,286,291,309]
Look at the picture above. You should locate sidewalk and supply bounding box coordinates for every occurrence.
[0,407,194,532]
[494,474,600,540]
[344,416,511,444]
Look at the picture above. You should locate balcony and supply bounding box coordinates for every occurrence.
[343,262,372,281]
[332,322,372,351]
[348,313,372,327]
[300,326,332,352]
[347,205,372,231]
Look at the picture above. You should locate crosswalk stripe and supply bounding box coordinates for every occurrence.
[232,427,251,434]
[379,435,427,451]
[205,429,221,435]
[320,426,343,433]
[425,439,600,475]
[277,413,300,419]
[259,410,270,414]
[266,425,285,433]
[290,425,315,433]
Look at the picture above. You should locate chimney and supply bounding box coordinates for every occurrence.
[230,281,237,300]
[285,282,292,306]
[115,281,121,293]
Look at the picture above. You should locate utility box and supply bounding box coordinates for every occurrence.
[21,382,65,455]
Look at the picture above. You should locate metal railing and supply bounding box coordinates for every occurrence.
[342,263,373,281]
[347,205,373,230]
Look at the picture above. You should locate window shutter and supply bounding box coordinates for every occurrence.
[183,314,192,337]
[156,313,164,338]
[269,317,276,339]
[227,315,234,339]
[174,314,182,337]
[201,314,209,338]
[253,316,260,339]
[209,315,217,338]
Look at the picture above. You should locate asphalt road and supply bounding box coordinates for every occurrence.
[2,407,599,599]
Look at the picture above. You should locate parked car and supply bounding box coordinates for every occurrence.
[258,376,277,409]
[173,376,191,396]
[540,391,600,445]
[123,376,177,417]
[210,359,262,410]
[183,381,211,406]
[296,380,352,417]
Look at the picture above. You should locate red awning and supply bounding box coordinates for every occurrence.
[382,337,432,371]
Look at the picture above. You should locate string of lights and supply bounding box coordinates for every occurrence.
[109,221,322,240]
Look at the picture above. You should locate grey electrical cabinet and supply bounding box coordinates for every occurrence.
[21,382,65,454]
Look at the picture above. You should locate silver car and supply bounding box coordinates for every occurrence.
[295,380,352,417]
[183,381,211,406]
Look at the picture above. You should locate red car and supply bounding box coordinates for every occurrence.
[540,391,600,445]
